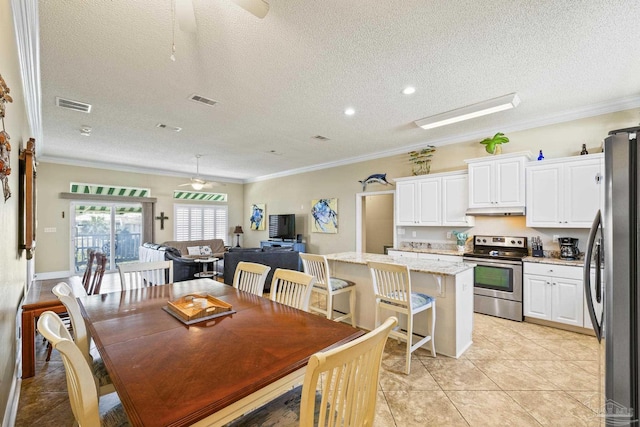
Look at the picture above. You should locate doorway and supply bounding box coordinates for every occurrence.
[355,190,395,253]
[70,201,143,273]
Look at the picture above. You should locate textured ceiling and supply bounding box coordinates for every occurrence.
[37,0,640,183]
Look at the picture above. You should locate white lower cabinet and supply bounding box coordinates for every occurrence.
[523,262,584,327]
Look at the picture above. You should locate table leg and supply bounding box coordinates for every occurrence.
[21,310,36,378]
[21,304,68,378]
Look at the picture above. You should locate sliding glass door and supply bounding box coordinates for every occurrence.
[71,202,143,273]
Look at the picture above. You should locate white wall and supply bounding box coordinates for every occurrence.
[244,108,639,255]
[0,0,29,420]
[35,162,245,275]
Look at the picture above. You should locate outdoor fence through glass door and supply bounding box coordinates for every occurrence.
[72,202,143,273]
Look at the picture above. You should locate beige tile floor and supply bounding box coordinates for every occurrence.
[16,279,605,426]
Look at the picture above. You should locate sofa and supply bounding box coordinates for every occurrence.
[223,247,301,292]
[140,239,227,282]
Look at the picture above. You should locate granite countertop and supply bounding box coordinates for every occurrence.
[390,247,464,256]
[325,252,476,276]
[523,256,586,267]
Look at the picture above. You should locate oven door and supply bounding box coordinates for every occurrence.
[463,257,523,302]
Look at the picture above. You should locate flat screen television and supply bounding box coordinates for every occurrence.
[268,214,296,240]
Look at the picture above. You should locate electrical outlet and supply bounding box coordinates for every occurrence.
[552,235,559,242]
[412,231,417,237]
[446,231,452,239]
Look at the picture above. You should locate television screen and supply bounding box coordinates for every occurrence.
[268,214,296,240]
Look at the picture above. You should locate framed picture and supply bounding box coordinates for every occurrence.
[311,198,338,234]
[19,138,36,259]
[249,203,266,230]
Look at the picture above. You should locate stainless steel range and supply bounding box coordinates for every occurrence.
[463,235,528,322]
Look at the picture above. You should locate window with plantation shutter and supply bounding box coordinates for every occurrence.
[174,204,228,243]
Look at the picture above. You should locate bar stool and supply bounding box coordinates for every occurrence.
[367,260,436,374]
[300,253,356,327]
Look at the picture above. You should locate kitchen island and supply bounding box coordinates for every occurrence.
[325,252,476,358]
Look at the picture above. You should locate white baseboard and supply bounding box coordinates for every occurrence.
[34,270,74,280]
[2,350,21,427]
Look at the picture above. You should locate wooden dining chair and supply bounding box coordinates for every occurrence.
[300,253,356,327]
[269,268,315,311]
[368,261,436,374]
[81,249,96,292]
[52,282,115,396]
[232,261,271,296]
[87,251,107,295]
[37,311,130,427]
[226,316,398,427]
[117,260,173,289]
[45,252,105,362]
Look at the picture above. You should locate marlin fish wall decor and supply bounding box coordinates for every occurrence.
[359,173,392,191]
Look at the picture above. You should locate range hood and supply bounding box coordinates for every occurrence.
[465,206,526,216]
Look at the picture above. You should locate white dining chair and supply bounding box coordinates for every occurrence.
[269,268,315,311]
[226,316,398,427]
[52,282,115,396]
[232,261,271,296]
[300,253,356,327]
[368,261,436,374]
[37,311,130,427]
[117,260,173,289]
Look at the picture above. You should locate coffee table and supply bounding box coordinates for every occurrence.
[193,257,219,278]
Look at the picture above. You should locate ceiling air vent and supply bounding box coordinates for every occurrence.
[188,94,218,107]
[312,135,330,141]
[156,123,182,132]
[56,97,92,113]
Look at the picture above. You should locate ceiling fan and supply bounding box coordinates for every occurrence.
[175,0,269,34]
[178,155,223,190]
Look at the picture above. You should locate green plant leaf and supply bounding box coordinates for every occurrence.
[485,142,496,154]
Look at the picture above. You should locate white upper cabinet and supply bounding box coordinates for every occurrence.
[442,173,470,225]
[465,152,531,209]
[395,171,473,227]
[526,154,603,228]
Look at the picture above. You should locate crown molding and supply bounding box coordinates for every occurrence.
[37,156,244,184]
[247,96,640,183]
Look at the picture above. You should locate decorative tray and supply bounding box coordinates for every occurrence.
[163,293,235,325]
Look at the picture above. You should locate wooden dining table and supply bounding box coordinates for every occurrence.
[78,278,363,427]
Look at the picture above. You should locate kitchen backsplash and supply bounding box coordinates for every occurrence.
[396,216,590,258]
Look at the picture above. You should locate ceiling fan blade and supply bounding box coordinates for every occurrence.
[175,0,197,33]
[232,0,269,19]
[178,183,192,187]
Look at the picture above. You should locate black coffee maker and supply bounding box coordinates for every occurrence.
[559,237,579,260]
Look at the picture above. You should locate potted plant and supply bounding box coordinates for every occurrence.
[408,146,436,175]
[479,132,509,155]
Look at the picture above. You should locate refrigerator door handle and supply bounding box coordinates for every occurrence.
[584,209,603,342]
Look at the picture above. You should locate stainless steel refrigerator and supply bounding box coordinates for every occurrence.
[585,126,640,426]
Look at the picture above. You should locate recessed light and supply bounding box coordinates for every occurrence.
[402,86,416,95]
[344,108,355,116]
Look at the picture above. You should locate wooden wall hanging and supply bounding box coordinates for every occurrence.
[19,138,36,259]
[0,74,13,202]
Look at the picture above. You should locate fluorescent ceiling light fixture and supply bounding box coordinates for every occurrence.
[344,108,355,116]
[402,86,416,95]
[414,93,520,130]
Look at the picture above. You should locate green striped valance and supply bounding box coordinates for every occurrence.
[75,205,143,214]
[70,183,151,198]
[173,191,228,202]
